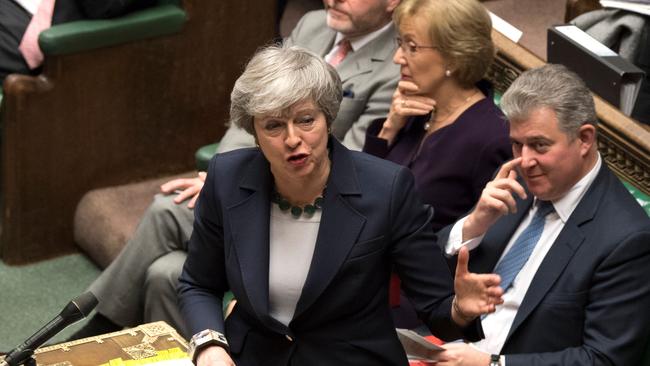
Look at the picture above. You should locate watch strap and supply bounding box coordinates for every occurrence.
[188,329,230,363]
[489,354,502,366]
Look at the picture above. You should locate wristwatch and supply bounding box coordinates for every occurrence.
[489,354,502,366]
[188,329,230,363]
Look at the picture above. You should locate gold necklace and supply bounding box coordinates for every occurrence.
[424,90,480,131]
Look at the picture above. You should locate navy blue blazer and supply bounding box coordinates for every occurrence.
[178,138,480,365]
[439,163,650,366]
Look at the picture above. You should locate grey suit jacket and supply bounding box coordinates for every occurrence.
[217,9,399,153]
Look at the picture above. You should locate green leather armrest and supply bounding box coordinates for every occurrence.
[493,91,502,107]
[39,3,186,56]
[223,291,234,313]
[622,180,650,217]
[196,143,219,171]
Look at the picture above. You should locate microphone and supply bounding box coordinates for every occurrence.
[1,292,98,366]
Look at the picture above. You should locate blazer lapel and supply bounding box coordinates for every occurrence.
[504,165,608,342]
[293,140,365,318]
[311,27,336,58]
[226,153,286,332]
[336,23,397,84]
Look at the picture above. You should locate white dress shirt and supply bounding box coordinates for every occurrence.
[14,0,41,15]
[324,21,393,64]
[446,154,602,357]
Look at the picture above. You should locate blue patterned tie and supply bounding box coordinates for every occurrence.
[493,200,554,292]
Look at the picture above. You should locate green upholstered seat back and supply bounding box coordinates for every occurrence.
[622,180,650,217]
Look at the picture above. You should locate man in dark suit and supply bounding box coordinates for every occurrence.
[436,64,650,366]
[0,0,155,84]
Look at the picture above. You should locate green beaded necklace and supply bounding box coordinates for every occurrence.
[271,188,324,218]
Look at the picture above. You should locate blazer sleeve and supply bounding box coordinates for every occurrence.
[362,117,390,158]
[177,156,230,336]
[506,230,650,366]
[388,166,482,342]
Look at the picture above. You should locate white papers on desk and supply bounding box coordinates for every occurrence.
[396,328,445,362]
[600,0,650,16]
[489,11,523,43]
[555,25,617,57]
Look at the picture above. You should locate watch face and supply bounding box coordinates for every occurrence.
[197,329,211,338]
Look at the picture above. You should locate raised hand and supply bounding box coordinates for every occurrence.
[379,80,436,144]
[452,247,503,326]
[160,171,207,208]
[463,158,527,240]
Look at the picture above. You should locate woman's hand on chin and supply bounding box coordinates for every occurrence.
[379,80,436,144]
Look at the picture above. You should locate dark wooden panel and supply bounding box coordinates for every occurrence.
[0,0,278,264]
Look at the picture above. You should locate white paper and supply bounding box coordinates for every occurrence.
[396,328,445,361]
[13,0,41,15]
[600,0,650,16]
[555,25,617,57]
[489,11,523,43]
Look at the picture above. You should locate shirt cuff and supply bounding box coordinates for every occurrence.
[444,216,485,256]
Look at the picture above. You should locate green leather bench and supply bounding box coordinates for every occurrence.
[2,0,280,264]
[40,0,184,56]
[0,0,183,109]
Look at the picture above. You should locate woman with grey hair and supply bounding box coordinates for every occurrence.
[177,45,503,366]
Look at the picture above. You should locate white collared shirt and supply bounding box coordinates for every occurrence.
[446,154,602,356]
[14,0,41,15]
[324,21,393,64]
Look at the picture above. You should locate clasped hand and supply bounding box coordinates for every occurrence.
[379,80,436,143]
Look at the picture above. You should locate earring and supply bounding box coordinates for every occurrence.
[445,69,451,77]
[327,127,332,134]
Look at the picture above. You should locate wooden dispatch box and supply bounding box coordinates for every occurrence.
[2,322,188,366]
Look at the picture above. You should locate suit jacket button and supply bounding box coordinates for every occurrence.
[285,335,294,342]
